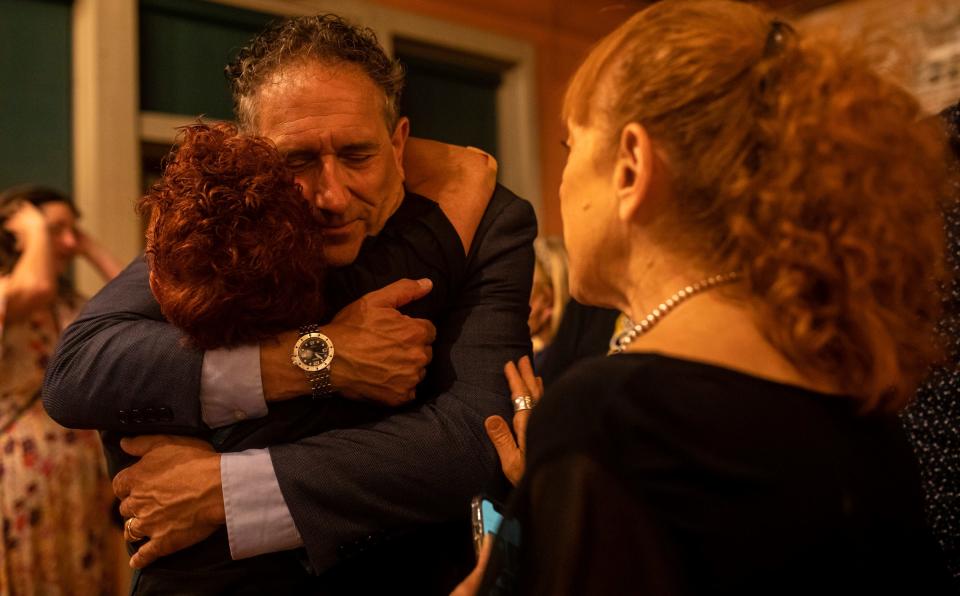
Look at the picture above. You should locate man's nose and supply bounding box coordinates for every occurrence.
[299,161,349,215]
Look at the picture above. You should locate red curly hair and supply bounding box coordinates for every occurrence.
[139,122,327,350]
[565,0,953,410]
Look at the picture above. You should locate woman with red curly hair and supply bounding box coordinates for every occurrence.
[140,122,485,352]
[462,1,956,594]
[141,123,330,350]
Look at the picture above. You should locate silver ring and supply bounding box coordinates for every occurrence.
[512,395,534,412]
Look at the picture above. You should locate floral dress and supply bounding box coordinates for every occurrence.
[0,288,118,595]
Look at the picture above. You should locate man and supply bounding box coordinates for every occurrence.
[43,14,535,595]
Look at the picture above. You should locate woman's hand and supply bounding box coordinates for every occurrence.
[450,533,494,596]
[3,201,46,243]
[485,355,543,486]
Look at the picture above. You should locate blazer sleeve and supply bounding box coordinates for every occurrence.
[42,256,208,434]
[269,186,537,572]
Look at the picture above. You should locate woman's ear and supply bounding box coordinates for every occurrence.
[612,123,655,222]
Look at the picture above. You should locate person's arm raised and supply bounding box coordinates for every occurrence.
[2,201,56,323]
[75,225,124,282]
[404,138,496,254]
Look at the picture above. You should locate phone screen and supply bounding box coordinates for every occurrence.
[480,499,504,536]
[471,496,521,558]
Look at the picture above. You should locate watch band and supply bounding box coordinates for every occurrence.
[298,323,322,335]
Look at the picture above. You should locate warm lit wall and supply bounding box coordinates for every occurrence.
[800,0,960,113]
[369,0,646,236]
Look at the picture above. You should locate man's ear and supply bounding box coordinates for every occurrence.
[612,123,655,222]
[391,116,410,180]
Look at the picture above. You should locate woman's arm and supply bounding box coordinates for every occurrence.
[75,226,124,282]
[403,138,497,253]
[2,201,56,322]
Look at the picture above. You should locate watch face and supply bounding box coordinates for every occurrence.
[292,332,335,372]
[298,337,328,366]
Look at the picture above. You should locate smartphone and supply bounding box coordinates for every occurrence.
[470,495,521,559]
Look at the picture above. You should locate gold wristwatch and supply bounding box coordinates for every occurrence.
[291,324,335,399]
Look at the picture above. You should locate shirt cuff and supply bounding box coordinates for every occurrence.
[221,449,304,560]
[200,345,268,428]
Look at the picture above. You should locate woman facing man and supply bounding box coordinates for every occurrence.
[466,0,955,594]
[126,0,953,591]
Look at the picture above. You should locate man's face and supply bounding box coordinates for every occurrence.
[253,61,409,267]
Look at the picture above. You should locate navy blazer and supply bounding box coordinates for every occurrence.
[43,186,536,594]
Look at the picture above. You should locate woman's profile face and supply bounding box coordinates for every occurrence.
[38,201,79,274]
[559,121,618,304]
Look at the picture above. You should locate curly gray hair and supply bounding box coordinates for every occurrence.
[225,14,405,131]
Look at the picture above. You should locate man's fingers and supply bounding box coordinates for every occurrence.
[121,435,213,457]
[120,435,170,457]
[123,515,147,543]
[112,470,131,499]
[130,540,163,569]
[118,497,135,518]
[421,320,437,344]
[364,278,433,309]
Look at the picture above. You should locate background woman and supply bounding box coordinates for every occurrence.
[464,1,955,594]
[0,186,122,594]
[528,236,568,371]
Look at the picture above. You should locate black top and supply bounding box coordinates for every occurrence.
[901,99,960,585]
[326,191,465,322]
[534,299,619,387]
[482,353,952,595]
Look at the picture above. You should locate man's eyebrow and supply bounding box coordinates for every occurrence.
[282,149,315,159]
[339,142,380,153]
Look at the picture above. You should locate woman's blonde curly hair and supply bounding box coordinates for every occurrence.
[564,0,953,410]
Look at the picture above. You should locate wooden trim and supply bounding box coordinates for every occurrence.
[72,0,141,295]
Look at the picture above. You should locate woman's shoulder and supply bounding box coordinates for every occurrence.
[532,352,892,467]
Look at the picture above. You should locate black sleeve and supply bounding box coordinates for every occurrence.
[42,256,208,434]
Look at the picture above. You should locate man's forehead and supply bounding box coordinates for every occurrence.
[252,59,391,130]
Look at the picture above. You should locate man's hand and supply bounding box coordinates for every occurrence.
[113,435,225,569]
[261,278,437,406]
